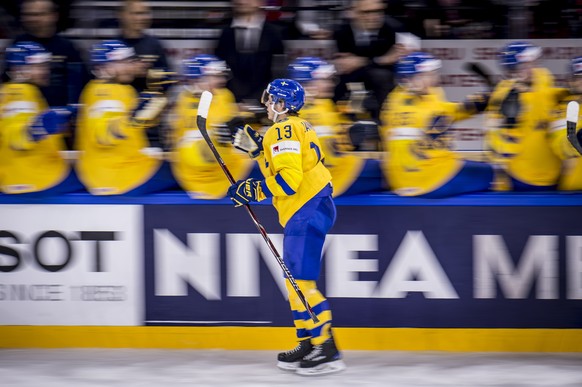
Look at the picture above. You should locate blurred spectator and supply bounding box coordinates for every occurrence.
[414,0,505,39]
[1,0,88,107]
[215,0,285,104]
[0,3,19,38]
[564,0,582,38]
[116,0,170,148]
[116,0,170,93]
[332,0,409,120]
[531,0,570,38]
[265,0,333,39]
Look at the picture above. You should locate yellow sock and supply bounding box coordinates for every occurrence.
[286,279,332,345]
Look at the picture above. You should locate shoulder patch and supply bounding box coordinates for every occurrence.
[271,140,300,156]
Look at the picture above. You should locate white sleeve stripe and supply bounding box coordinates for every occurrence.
[314,125,335,137]
[177,130,203,148]
[390,127,424,140]
[1,101,37,117]
[88,100,125,118]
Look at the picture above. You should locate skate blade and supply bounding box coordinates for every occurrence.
[277,361,299,371]
[296,360,346,376]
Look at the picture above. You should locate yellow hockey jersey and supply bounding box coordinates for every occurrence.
[0,82,69,194]
[299,98,365,197]
[76,80,161,195]
[171,87,253,198]
[259,115,332,227]
[549,91,582,190]
[380,86,474,196]
[486,68,562,187]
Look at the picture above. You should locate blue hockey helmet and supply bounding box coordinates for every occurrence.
[182,54,229,79]
[5,41,51,68]
[90,40,135,67]
[261,78,305,113]
[287,57,336,83]
[396,52,442,78]
[570,56,582,76]
[498,41,541,70]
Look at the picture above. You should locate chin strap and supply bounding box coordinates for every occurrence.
[269,101,288,123]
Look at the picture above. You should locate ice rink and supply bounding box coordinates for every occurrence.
[1,349,582,387]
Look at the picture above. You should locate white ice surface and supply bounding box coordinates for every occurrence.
[1,350,582,387]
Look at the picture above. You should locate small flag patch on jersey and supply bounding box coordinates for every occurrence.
[271,141,300,155]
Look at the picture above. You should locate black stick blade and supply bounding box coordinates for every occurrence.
[566,101,582,155]
[463,62,495,89]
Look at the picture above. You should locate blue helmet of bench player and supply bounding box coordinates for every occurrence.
[498,42,541,70]
[287,57,336,83]
[182,54,229,79]
[90,40,135,67]
[261,78,305,114]
[5,41,51,68]
[570,56,582,77]
[396,52,442,78]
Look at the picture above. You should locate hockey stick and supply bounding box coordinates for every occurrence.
[463,62,495,90]
[196,91,320,323]
[566,100,582,155]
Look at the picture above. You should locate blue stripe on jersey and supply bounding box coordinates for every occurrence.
[275,173,296,195]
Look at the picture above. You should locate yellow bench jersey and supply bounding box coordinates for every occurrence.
[171,87,253,199]
[549,91,582,190]
[486,68,562,187]
[0,82,69,194]
[259,115,332,227]
[76,80,161,195]
[300,98,365,197]
[380,86,473,196]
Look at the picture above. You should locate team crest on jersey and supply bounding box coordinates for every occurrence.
[271,141,300,156]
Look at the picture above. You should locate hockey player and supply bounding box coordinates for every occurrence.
[171,54,253,198]
[486,41,562,191]
[380,52,493,197]
[227,79,346,375]
[548,57,582,190]
[76,40,176,195]
[0,41,82,195]
[288,57,383,196]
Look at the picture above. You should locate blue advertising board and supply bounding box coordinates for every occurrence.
[144,203,582,329]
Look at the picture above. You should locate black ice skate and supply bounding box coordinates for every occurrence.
[277,339,313,371]
[296,336,346,376]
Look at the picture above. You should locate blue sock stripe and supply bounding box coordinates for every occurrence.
[296,328,310,339]
[275,173,296,195]
[296,300,330,321]
[292,310,304,321]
